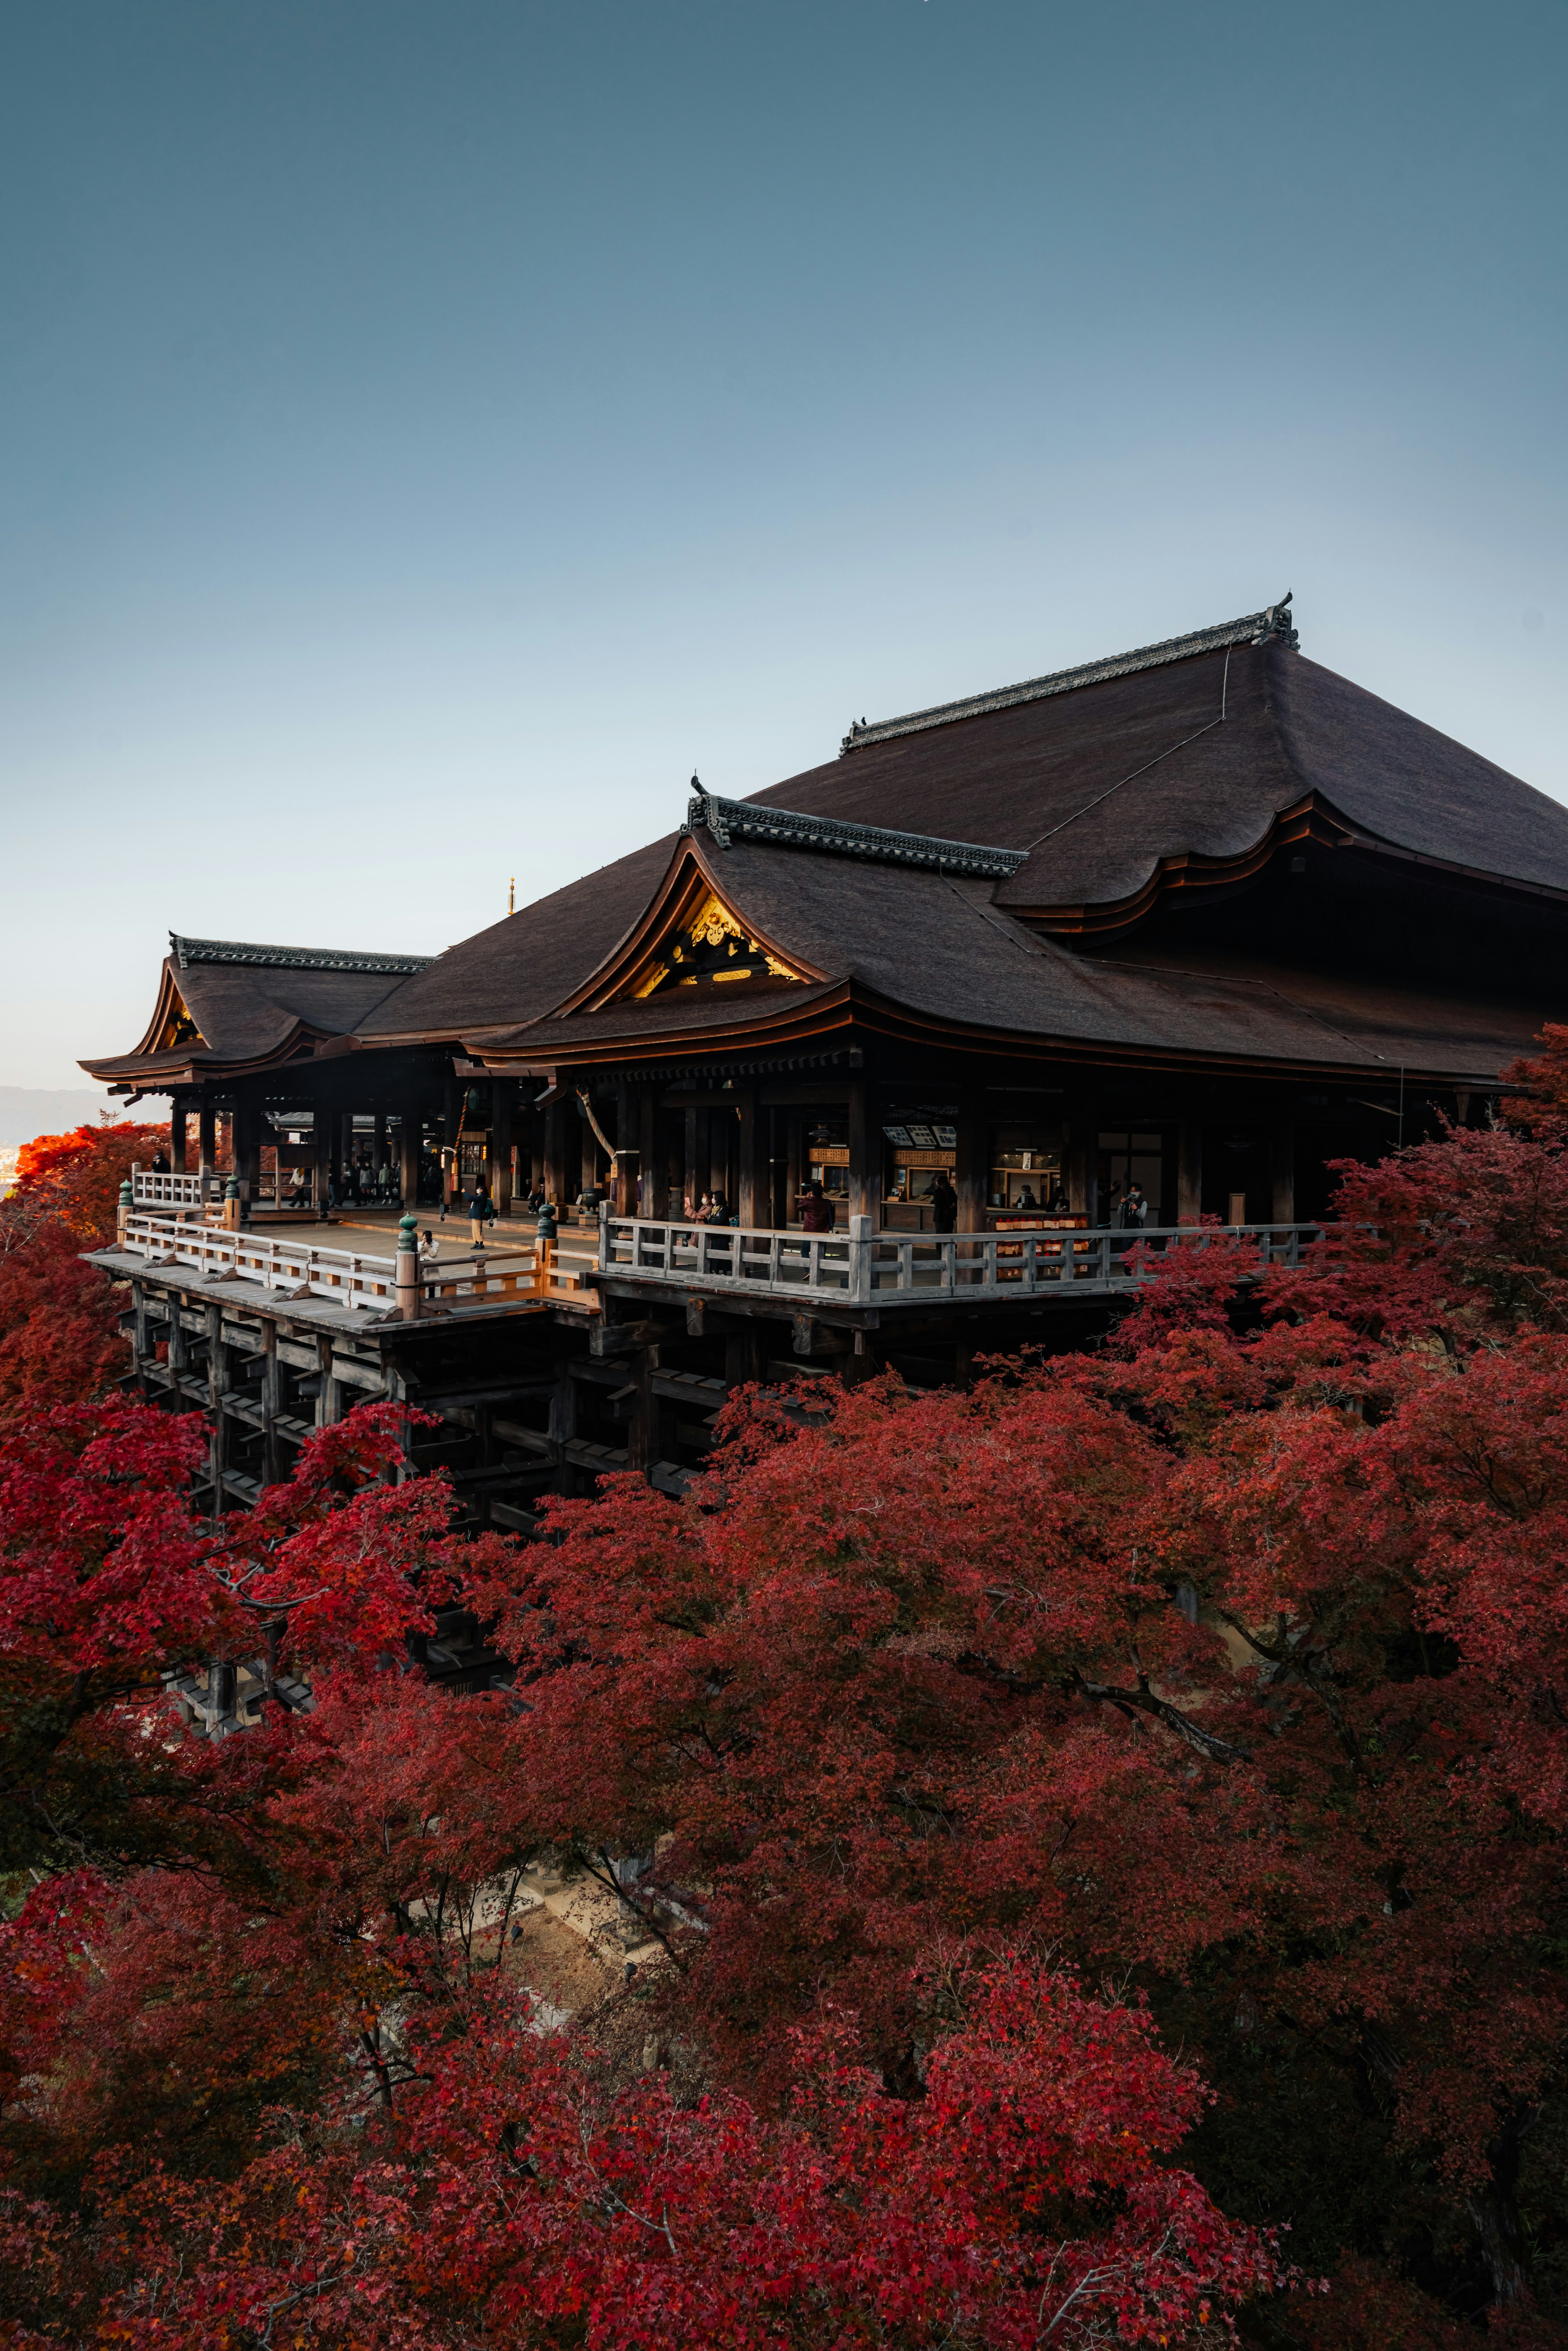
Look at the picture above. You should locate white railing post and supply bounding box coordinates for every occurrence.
[395,1214,421,1321]
[848,1215,872,1305]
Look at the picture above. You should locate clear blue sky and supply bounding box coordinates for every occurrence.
[2,0,1564,1088]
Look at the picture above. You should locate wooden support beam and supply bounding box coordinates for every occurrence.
[549,1357,577,1493]
[261,1321,283,1488]
[198,1102,217,1184]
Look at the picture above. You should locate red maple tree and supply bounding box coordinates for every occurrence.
[7,1056,1568,2338]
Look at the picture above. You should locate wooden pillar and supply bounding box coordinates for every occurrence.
[171,1100,189,1174]
[315,1335,342,1428]
[543,1095,568,1209]
[684,1105,699,1215]
[261,1322,283,1488]
[374,1110,389,1183]
[615,1079,637,1216]
[1178,1119,1203,1224]
[737,1090,769,1228]
[639,1084,665,1218]
[847,1073,872,1226]
[232,1093,261,1203]
[489,1079,514,1219]
[955,1086,986,1233]
[1065,1089,1099,1224]
[442,1070,460,1213]
[1271,1112,1295,1225]
[197,1101,217,1183]
[580,1093,599,1201]
[785,1111,802,1227]
[626,1345,654,1475]
[206,1302,228,1522]
[549,1355,577,1495]
[399,1096,421,1208]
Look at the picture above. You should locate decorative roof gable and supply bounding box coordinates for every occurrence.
[170,934,434,976]
[839,594,1298,754]
[684,787,1027,880]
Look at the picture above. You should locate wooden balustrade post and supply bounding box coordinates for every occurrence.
[848,1213,872,1305]
[395,1214,421,1321]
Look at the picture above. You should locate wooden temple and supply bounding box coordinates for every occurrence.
[84,593,1568,1547]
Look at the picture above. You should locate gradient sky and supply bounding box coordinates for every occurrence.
[2,0,1564,1090]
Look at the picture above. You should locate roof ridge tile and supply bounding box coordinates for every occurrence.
[839,594,1298,753]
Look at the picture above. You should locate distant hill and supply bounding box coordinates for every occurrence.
[0,1086,138,1148]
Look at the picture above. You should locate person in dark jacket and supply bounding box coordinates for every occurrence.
[1121,1182,1149,1230]
[466,1181,492,1249]
[929,1173,958,1233]
[798,1182,834,1233]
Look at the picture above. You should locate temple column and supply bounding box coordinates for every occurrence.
[1178,1119,1203,1224]
[613,1079,637,1216]
[639,1083,665,1218]
[543,1093,568,1210]
[441,1070,459,1213]
[684,1104,699,1215]
[232,1092,262,1205]
[955,1086,986,1232]
[399,1095,421,1208]
[489,1079,514,1219]
[171,1099,189,1174]
[1065,1087,1100,1225]
[1271,1112,1295,1225]
[197,1101,217,1186]
[580,1092,599,1202]
[374,1110,389,1191]
[847,1074,873,1226]
[737,1090,770,1228]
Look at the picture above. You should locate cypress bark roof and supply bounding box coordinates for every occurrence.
[80,601,1568,1092]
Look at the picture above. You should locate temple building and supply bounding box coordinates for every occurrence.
[83,594,1568,1540]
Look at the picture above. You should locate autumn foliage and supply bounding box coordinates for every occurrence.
[0,1119,166,1428]
[7,1047,1568,2342]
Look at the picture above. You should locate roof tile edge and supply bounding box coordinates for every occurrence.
[170,934,435,976]
[683,789,1026,879]
[839,594,1298,754]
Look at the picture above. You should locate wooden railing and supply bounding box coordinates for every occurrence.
[132,1170,214,1210]
[118,1214,579,1315]
[599,1211,1326,1306]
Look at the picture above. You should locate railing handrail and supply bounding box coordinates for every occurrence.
[119,1212,543,1315]
[597,1210,1327,1305]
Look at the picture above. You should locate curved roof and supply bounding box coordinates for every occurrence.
[80,602,1568,1093]
[751,637,1568,912]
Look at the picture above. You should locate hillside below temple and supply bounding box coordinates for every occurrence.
[83,596,1568,1532]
